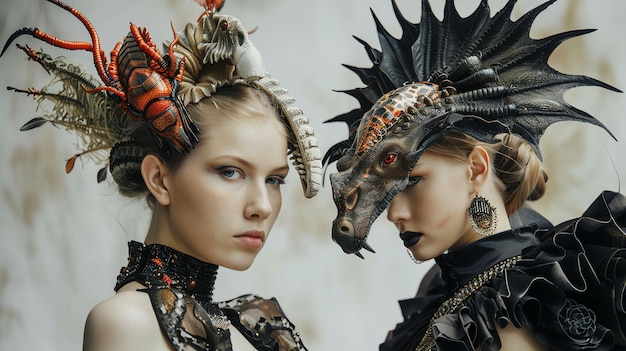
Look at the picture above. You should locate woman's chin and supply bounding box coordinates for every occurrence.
[221,257,257,271]
[410,247,440,262]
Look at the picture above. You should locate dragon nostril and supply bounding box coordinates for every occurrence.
[336,219,354,236]
[332,218,360,254]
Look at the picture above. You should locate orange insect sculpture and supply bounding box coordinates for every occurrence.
[1,0,200,155]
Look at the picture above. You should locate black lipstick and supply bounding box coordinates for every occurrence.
[399,231,422,248]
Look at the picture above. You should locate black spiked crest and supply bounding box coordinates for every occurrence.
[325,0,621,257]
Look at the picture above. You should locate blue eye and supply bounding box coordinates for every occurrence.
[267,176,286,186]
[407,176,422,187]
[217,167,244,180]
[222,169,236,178]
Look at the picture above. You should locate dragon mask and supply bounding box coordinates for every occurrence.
[324,0,621,257]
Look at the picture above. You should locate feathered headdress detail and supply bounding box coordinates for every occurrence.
[2,0,322,198]
[325,0,622,257]
[8,44,131,182]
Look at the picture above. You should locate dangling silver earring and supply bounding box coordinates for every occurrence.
[406,249,423,264]
[468,194,497,237]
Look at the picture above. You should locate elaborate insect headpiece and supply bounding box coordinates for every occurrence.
[324,0,621,257]
[2,0,322,198]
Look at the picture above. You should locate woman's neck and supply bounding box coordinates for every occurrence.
[143,206,167,246]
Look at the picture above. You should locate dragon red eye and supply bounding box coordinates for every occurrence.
[384,154,396,164]
[220,20,228,31]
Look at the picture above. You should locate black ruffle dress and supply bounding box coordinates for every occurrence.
[380,191,626,351]
[115,241,307,351]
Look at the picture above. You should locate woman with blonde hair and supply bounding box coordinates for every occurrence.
[2,0,322,349]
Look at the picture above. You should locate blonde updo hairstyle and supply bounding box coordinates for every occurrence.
[109,84,283,207]
[426,130,548,215]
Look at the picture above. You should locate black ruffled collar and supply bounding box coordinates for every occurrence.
[434,228,540,295]
[381,228,542,351]
[115,240,219,312]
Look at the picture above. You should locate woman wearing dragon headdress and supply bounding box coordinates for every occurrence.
[324,0,626,350]
[1,0,322,350]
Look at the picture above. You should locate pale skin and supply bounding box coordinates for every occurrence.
[83,100,288,351]
[387,146,547,351]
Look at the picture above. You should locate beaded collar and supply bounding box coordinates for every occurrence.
[115,240,219,313]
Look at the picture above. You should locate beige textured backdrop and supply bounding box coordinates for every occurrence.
[1,0,625,350]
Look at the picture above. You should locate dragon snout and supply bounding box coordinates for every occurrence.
[329,170,377,257]
[332,217,358,253]
[331,217,376,258]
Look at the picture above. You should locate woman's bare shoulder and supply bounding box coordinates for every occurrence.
[83,284,170,351]
[496,323,548,351]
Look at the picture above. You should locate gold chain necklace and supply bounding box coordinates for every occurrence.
[416,255,522,351]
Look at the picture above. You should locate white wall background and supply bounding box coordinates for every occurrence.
[1,1,625,350]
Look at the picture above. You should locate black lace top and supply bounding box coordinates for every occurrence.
[380,191,626,351]
[115,241,307,351]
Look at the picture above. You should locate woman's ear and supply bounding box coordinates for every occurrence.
[141,154,171,206]
[468,146,490,190]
